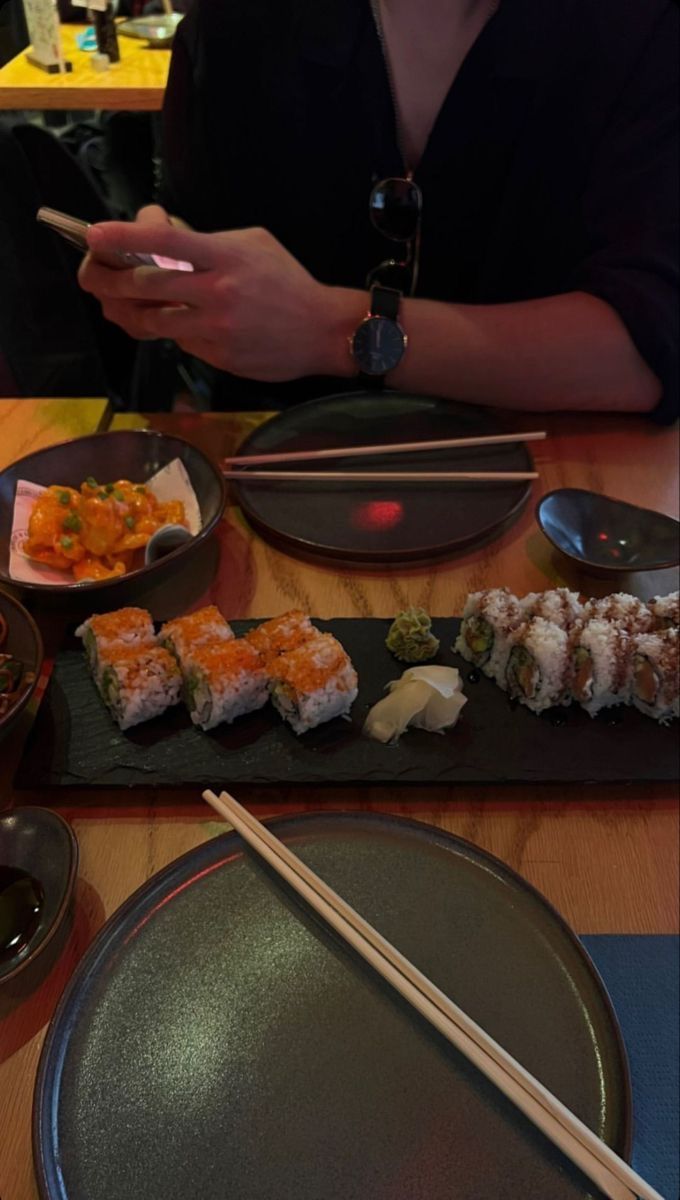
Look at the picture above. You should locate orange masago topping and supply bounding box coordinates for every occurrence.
[190,638,266,684]
[246,610,314,667]
[272,633,355,693]
[25,478,186,582]
[87,607,155,646]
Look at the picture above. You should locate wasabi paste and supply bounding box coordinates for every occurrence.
[385,607,440,663]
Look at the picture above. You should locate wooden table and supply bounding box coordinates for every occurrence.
[0,24,170,111]
[1,397,678,1200]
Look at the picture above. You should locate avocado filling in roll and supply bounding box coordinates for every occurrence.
[506,645,540,700]
[100,666,119,709]
[571,646,593,703]
[185,673,212,727]
[633,655,659,706]
[463,616,494,664]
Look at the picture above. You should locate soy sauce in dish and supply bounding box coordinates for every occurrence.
[0,866,44,962]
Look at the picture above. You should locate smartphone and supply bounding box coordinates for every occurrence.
[36,207,194,272]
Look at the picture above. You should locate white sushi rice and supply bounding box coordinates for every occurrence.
[271,664,358,734]
[269,634,358,734]
[521,588,583,629]
[506,617,569,713]
[189,665,268,731]
[454,588,524,686]
[570,619,631,717]
[629,628,679,723]
[98,648,181,730]
[583,593,652,633]
[649,591,679,631]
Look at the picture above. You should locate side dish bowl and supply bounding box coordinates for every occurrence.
[0,430,227,601]
[0,589,43,739]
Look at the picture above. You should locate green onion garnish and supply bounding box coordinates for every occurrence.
[134,485,146,494]
[105,483,115,494]
[113,489,125,502]
[85,476,98,488]
[124,515,135,529]
[62,512,82,532]
[60,536,73,550]
[58,490,71,505]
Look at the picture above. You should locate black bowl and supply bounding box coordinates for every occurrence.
[0,806,78,983]
[537,488,680,576]
[0,589,43,738]
[0,430,227,602]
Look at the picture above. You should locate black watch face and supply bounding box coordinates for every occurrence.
[352,316,405,375]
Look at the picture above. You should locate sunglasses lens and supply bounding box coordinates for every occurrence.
[366,260,414,293]
[369,178,422,241]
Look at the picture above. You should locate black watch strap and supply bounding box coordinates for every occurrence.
[369,284,401,320]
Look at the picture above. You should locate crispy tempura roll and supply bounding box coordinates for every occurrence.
[269,632,358,734]
[505,618,570,714]
[160,606,233,663]
[75,607,156,675]
[648,591,679,631]
[521,588,583,630]
[246,609,316,668]
[96,644,181,730]
[630,628,679,723]
[583,593,652,634]
[454,588,523,686]
[183,639,269,731]
[568,619,631,717]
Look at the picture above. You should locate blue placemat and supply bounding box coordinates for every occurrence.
[581,935,679,1199]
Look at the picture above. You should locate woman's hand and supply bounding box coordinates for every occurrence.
[78,205,359,381]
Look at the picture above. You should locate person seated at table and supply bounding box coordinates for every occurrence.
[78,0,678,421]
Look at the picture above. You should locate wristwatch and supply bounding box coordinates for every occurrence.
[350,285,407,382]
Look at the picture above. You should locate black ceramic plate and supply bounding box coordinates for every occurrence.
[16,619,679,790]
[0,430,226,601]
[0,806,78,983]
[234,392,534,562]
[34,813,629,1200]
[0,588,43,738]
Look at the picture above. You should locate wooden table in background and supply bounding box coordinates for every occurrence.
[1,398,678,1200]
[0,25,170,111]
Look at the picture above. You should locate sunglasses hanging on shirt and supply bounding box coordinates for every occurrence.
[366,176,422,297]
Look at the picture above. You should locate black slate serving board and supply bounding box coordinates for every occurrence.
[16,619,679,790]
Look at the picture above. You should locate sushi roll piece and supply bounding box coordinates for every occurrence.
[269,632,358,734]
[582,593,652,634]
[505,617,570,714]
[629,627,679,723]
[96,643,181,730]
[160,606,233,663]
[454,588,524,686]
[75,606,156,675]
[521,588,583,630]
[568,619,631,717]
[246,609,315,668]
[648,591,679,631]
[183,639,269,731]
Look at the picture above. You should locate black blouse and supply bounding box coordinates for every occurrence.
[161,0,679,421]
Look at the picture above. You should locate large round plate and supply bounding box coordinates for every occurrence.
[233,392,534,562]
[34,813,629,1200]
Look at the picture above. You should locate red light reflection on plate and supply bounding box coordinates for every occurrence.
[124,853,239,943]
[351,500,404,531]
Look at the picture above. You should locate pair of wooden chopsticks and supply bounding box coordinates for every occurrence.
[221,430,545,484]
[203,789,664,1200]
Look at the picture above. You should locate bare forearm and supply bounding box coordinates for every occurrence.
[325,288,661,413]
